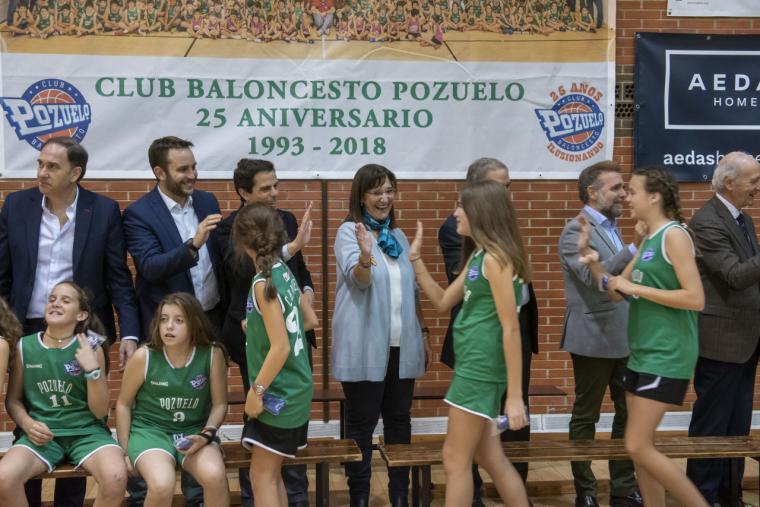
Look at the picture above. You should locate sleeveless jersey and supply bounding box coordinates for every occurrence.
[167,3,180,19]
[60,10,72,23]
[453,250,523,382]
[20,333,105,436]
[628,222,698,379]
[132,346,213,434]
[81,12,95,27]
[97,3,107,16]
[145,8,158,23]
[37,14,52,29]
[108,10,122,22]
[245,262,312,428]
[126,7,139,22]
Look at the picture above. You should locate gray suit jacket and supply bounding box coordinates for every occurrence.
[690,195,760,363]
[559,208,634,358]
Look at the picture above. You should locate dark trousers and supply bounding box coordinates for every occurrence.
[341,347,414,502]
[585,0,603,27]
[472,331,533,495]
[234,337,311,506]
[568,354,636,498]
[21,318,87,507]
[687,345,760,504]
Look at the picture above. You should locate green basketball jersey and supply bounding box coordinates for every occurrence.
[126,7,139,22]
[81,12,95,27]
[453,250,523,383]
[245,262,312,428]
[20,333,105,436]
[132,345,212,434]
[628,222,698,379]
[37,14,52,29]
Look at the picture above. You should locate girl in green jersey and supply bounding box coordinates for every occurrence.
[0,297,22,395]
[579,167,706,507]
[409,180,531,507]
[234,202,318,507]
[116,293,229,507]
[0,282,127,507]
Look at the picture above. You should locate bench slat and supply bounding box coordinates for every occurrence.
[380,435,760,467]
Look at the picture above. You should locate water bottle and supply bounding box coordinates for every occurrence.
[263,392,287,416]
[492,409,530,436]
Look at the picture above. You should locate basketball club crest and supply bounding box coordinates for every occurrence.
[535,82,605,162]
[0,79,92,150]
[64,360,83,376]
[190,374,208,390]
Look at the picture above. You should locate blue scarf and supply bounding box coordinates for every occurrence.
[363,212,402,259]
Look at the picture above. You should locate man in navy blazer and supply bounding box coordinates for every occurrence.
[0,137,140,507]
[122,136,225,341]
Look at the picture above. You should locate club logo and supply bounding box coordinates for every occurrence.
[189,374,208,390]
[0,79,92,150]
[535,83,606,162]
[64,360,83,376]
[467,266,479,281]
[641,248,655,262]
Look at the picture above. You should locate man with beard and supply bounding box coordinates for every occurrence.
[123,136,224,506]
[123,136,224,339]
[558,161,643,507]
[216,158,314,507]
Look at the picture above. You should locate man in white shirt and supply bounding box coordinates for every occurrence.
[123,136,224,339]
[0,137,140,507]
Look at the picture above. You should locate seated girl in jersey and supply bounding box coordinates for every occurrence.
[578,167,706,507]
[407,180,531,507]
[116,292,229,507]
[0,296,22,400]
[0,281,127,507]
[233,202,318,507]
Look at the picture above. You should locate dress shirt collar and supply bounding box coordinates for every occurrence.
[41,186,79,223]
[157,185,193,212]
[716,192,741,219]
[583,204,616,229]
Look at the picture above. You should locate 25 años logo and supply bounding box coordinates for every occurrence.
[535,82,606,162]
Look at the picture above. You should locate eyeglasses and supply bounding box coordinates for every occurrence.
[367,187,396,198]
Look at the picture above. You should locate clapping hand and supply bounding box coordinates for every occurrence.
[409,220,423,261]
[354,223,373,259]
[577,215,600,265]
[292,201,314,252]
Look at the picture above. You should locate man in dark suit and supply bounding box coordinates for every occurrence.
[122,136,224,506]
[216,158,314,507]
[687,152,760,507]
[0,137,140,507]
[438,157,538,506]
[122,136,225,340]
[559,161,641,507]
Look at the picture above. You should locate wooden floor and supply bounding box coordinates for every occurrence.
[0,27,613,62]
[43,452,760,506]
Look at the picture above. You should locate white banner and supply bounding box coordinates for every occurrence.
[1,54,614,179]
[668,0,759,17]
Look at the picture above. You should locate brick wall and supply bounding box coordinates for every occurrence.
[3,0,760,431]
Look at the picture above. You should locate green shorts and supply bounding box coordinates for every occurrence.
[127,426,200,467]
[444,374,506,420]
[15,426,120,473]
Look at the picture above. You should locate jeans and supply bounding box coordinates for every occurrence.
[341,347,414,503]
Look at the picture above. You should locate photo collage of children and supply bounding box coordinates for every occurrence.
[3,0,604,48]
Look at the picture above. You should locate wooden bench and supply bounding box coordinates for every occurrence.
[229,384,567,438]
[0,438,361,507]
[380,435,760,507]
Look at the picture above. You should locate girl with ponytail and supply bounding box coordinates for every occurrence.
[233,202,318,507]
[578,166,707,507]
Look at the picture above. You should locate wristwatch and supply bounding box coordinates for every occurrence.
[84,368,101,381]
[185,239,199,259]
[253,383,266,396]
